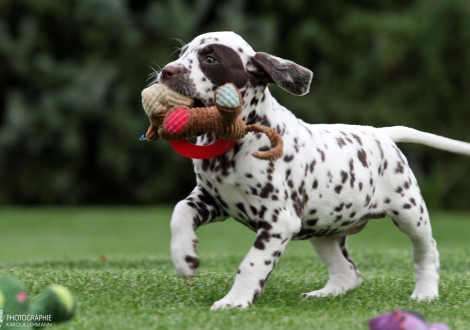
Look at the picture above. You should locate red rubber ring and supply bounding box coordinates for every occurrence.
[169,138,237,159]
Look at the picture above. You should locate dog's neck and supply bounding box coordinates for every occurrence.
[240,84,293,129]
[240,84,272,125]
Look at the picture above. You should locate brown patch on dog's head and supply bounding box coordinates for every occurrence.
[197,44,249,89]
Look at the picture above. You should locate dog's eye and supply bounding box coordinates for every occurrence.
[205,56,217,64]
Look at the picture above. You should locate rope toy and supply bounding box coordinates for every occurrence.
[141,83,283,160]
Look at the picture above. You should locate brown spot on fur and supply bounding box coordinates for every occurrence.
[284,154,294,162]
[337,137,347,148]
[357,149,368,168]
[317,148,325,162]
[307,219,318,226]
[351,134,362,146]
[312,180,318,189]
[341,171,349,184]
[334,203,345,212]
[395,162,405,174]
[185,255,200,270]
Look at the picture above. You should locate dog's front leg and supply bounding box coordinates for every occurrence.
[211,216,300,310]
[170,185,227,279]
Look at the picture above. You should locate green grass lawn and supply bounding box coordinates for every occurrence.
[0,207,469,329]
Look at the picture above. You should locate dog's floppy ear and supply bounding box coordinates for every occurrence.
[248,52,313,96]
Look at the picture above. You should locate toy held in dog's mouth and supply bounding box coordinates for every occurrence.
[169,139,237,159]
[140,83,283,160]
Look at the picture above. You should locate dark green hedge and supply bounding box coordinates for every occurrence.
[1,0,470,208]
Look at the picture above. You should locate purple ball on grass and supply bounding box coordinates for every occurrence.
[368,310,451,330]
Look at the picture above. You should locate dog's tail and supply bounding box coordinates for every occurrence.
[380,126,470,156]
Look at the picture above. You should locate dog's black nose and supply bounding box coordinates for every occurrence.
[160,65,180,83]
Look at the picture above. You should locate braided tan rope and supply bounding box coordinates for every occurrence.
[246,125,284,160]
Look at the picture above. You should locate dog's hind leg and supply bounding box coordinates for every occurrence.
[302,236,362,298]
[387,193,440,301]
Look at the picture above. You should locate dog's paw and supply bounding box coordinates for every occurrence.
[215,84,240,109]
[172,253,199,279]
[210,295,252,310]
[302,280,358,298]
[301,287,346,298]
[410,272,439,301]
[410,290,438,301]
[211,299,252,311]
[171,230,200,279]
[302,269,362,299]
[171,239,200,279]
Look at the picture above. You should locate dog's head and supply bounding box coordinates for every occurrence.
[155,31,313,108]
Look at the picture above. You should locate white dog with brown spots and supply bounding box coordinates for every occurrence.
[151,31,470,310]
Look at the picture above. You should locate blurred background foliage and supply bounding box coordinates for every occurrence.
[0,0,470,208]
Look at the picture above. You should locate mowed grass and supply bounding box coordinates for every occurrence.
[0,207,469,330]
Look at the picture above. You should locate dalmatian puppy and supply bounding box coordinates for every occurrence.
[153,31,470,310]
